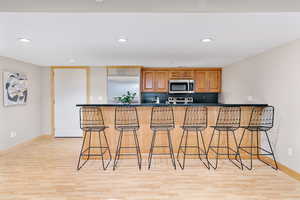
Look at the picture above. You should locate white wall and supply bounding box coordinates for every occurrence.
[40,67,51,135]
[222,39,300,173]
[0,56,42,150]
[89,67,107,104]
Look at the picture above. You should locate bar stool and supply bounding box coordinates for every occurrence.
[77,107,112,170]
[207,106,243,170]
[177,106,210,169]
[113,106,142,170]
[148,106,176,170]
[238,106,278,170]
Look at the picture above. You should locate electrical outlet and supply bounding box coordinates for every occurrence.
[10,131,16,138]
[247,96,254,102]
[288,148,293,156]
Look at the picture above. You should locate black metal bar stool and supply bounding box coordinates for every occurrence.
[148,106,176,170]
[238,106,278,170]
[177,106,210,169]
[77,107,112,170]
[207,106,243,170]
[113,106,142,170]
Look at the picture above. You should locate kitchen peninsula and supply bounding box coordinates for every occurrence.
[76,67,269,160]
[76,103,268,158]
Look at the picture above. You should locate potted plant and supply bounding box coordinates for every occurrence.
[116,91,137,104]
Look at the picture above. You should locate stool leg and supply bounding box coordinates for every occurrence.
[256,130,260,160]
[167,130,176,170]
[133,130,142,170]
[198,129,210,169]
[77,130,89,170]
[238,129,253,170]
[176,129,186,169]
[177,129,188,170]
[249,130,254,169]
[113,130,123,170]
[98,131,111,170]
[236,128,246,160]
[258,131,279,170]
[231,131,243,170]
[207,129,220,170]
[148,130,157,170]
[103,130,112,166]
[87,131,92,160]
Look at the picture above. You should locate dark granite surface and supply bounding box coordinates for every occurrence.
[76,103,268,107]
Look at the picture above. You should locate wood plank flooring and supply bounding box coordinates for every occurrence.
[0,137,300,200]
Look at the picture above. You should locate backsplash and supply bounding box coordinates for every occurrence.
[141,92,219,103]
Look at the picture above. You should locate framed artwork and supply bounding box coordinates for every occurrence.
[3,72,28,106]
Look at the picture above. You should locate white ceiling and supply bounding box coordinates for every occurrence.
[1,0,300,12]
[1,13,300,67]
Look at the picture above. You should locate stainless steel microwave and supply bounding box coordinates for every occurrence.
[169,80,194,93]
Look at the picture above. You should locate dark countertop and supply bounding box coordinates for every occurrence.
[76,103,268,107]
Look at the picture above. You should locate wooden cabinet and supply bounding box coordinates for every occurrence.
[155,71,169,92]
[142,71,168,92]
[142,68,221,93]
[195,70,221,92]
[169,71,194,79]
[142,71,155,92]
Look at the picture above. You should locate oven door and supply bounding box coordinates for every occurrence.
[169,80,191,93]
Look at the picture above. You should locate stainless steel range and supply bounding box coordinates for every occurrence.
[168,96,193,104]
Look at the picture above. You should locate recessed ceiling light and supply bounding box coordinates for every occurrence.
[69,59,75,63]
[118,37,127,43]
[201,38,213,43]
[95,0,104,2]
[18,38,31,43]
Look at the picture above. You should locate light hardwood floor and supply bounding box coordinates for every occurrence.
[0,136,300,200]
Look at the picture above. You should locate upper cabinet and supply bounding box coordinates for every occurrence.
[142,68,221,93]
[169,71,194,79]
[195,70,221,92]
[142,70,168,92]
[142,71,155,92]
[155,71,169,92]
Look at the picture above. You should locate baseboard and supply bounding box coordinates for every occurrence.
[260,156,300,182]
[0,135,51,156]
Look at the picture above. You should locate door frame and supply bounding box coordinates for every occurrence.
[51,66,90,137]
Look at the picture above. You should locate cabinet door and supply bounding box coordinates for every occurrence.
[142,71,155,92]
[207,71,221,92]
[169,71,194,79]
[155,71,169,92]
[195,71,208,92]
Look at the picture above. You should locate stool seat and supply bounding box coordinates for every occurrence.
[82,126,108,132]
[240,126,271,131]
[210,126,239,131]
[116,126,139,131]
[181,125,206,131]
[151,125,174,131]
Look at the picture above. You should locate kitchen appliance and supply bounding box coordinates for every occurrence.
[107,68,141,103]
[169,80,194,94]
[168,96,193,104]
[153,96,160,104]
